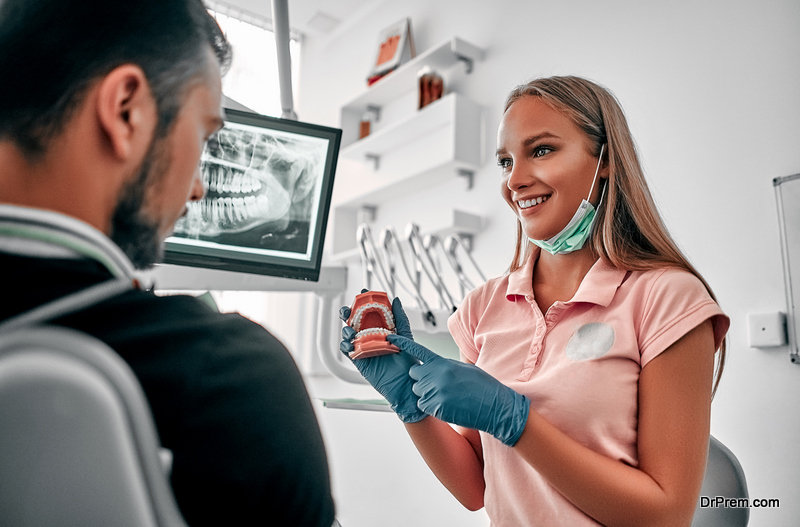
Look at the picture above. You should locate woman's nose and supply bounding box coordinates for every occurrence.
[507,162,534,191]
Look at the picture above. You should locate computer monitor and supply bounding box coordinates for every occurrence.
[164,108,341,281]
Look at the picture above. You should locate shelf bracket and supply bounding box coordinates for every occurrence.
[454,53,474,74]
[357,205,378,224]
[458,168,475,190]
[365,153,380,171]
[456,233,474,252]
[365,104,381,123]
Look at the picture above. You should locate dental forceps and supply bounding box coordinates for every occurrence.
[444,233,487,300]
[356,224,393,294]
[405,223,458,314]
[378,225,437,327]
[422,233,459,311]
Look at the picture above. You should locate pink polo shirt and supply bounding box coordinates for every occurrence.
[447,249,729,526]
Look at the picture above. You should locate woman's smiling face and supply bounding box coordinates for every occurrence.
[496,96,606,243]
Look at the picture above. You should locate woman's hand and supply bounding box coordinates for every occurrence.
[339,295,425,423]
[387,334,530,446]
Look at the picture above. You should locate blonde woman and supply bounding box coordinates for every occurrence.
[340,76,729,526]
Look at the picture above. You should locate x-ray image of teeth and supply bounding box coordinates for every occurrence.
[171,123,329,255]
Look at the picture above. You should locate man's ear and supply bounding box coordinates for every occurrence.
[95,64,157,161]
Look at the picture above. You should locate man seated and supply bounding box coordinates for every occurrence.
[0,1,335,525]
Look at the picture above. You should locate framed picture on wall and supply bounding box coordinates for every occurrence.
[367,17,416,85]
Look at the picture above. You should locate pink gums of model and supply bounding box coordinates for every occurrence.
[346,291,400,359]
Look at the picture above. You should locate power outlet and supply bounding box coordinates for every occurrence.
[747,312,787,348]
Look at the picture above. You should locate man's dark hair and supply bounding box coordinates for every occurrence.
[0,0,232,157]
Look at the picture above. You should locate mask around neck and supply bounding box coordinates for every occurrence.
[529,144,606,255]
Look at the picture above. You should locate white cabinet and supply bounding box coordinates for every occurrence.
[330,37,485,260]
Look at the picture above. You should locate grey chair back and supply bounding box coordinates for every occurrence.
[0,278,187,527]
[0,326,188,527]
[692,435,749,526]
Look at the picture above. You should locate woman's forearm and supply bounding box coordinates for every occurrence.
[514,410,679,526]
[404,417,486,510]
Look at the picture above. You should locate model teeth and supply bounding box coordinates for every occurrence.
[355,327,393,339]
[518,196,548,209]
[351,302,395,333]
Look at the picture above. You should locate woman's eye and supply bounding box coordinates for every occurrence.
[497,157,512,170]
[533,146,553,157]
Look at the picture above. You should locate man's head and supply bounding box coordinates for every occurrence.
[0,0,232,268]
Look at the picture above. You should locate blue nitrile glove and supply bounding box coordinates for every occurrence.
[387,334,531,447]
[339,294,425,423]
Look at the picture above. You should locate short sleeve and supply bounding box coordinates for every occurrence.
[448,285,485,363]
[638,268,730,367]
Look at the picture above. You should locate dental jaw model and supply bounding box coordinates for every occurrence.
[346,291,400,359]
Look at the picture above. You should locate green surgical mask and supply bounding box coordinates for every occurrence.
[529,144,606,255]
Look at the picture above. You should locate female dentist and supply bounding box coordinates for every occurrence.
[340,76,729,526]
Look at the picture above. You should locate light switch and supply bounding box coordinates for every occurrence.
[747,312,787,348]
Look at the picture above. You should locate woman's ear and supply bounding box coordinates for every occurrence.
[95,64,157,161]
[600,143,610,179]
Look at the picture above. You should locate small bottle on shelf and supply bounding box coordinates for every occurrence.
[359,111,372,139]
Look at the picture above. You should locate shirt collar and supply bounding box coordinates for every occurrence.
[570,257,627,307]
[505,246,627,307]
[0,204,137,279]
[506,246,538,300]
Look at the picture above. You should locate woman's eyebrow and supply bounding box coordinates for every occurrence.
[522,132,560,146]
[496,132,561,157]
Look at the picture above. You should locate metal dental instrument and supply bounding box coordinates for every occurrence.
[356,224,393,294]
[405,223,458,314]
[422,233,459,312]
[378,226,397,297]
[444,233,487,300]
[378,225,436,326]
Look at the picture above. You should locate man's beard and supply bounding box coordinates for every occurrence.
[109,138,168,270]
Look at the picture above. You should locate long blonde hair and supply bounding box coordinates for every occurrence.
[504,76,726,396]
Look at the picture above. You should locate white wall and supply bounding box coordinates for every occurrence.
[285,0,800,525]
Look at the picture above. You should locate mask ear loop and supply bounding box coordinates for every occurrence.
[587,143,606,205]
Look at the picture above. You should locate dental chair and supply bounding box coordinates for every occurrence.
[0,325,188,527]
[692,435,750,527]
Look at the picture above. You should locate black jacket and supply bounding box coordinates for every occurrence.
[1,252,335,527]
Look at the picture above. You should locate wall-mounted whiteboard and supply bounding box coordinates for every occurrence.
[774,173,800,363]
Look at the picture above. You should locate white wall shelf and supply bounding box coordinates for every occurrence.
[330,36,485,261]
[342,92,460,164]
[340,37,483,136]
[340,92,481,203]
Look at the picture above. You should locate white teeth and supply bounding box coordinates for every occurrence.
[223,197,234,222]
[232,196,246,221]
[245,195,257,218]
[518,196,548,209]
[211,199,220,224]
[350,302,396,333]
[209,168,219,192]
[256,194,269,215]
[355,327,392,339]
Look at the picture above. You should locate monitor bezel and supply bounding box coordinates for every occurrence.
[162,108,341,282]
